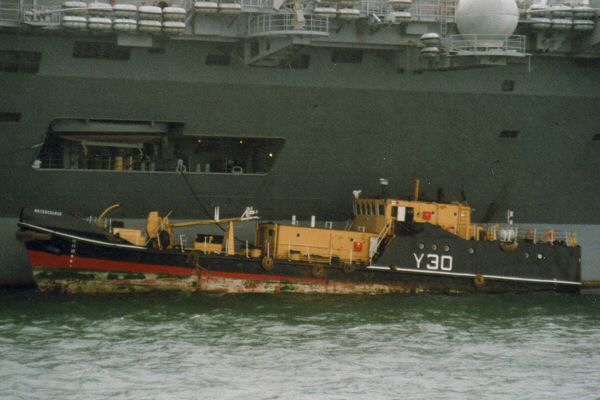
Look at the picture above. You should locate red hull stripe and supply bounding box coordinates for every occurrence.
[28,250,193,277]
[28,250,325,284]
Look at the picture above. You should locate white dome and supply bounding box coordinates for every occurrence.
[455,0,519,35]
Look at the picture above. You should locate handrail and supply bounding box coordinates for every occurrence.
[370,219,392,264]
[248,14,329,37]
[446,34,526,56]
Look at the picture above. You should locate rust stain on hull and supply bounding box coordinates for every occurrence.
[33,268,438,295]
[33,270,198,294]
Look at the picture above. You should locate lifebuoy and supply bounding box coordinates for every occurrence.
[261,256,275,271]
[499,241,519,252]
[343,263,355,274]
[545,230,557,243]
[474,274,485,289]
[312,264,325,278]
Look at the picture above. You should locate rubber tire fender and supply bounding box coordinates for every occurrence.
[343,263,356,274]
[474,274,485,289]
[186,252,201,268]
[311,264,325,278]
[499,241,519,252]
[261,256,275,271]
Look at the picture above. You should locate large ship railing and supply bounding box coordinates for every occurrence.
[359,0,387,17]
[446,34,526,56]
[409,0,455,22]
[247,13,329,36]
[473,223,578,247]
[0,0,21,24]
[22,4,61,25]
[240,0,273,13]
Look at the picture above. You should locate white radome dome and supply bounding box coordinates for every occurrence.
[455,0,519,35]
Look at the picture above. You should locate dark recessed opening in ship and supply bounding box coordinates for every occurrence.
[33,119,284,175]
[592,134,600,141]
[148,47,165,55]
[0,50,41,74]
[73,41,131,61]
[332,49,363,64]
[501,80,515,92]
[499,130,519,138]
[205,54,231,66]
[250,41,259,58]
[0,112,21,122]
[288,54,310,69]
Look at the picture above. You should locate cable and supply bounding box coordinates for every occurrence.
[0,143,42,158]
[177,170,248,244]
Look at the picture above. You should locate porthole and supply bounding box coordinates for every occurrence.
[524,252,530,259]
[418,243,425,250]
[537,253,543,260]
[444,245,450,252]
[468,248,475,255]
[431,244,437,251]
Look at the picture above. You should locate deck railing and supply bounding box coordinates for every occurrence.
[248,13,329,36]
[476,224,578,247]
[0,0,21,23]
[446,34,526,56]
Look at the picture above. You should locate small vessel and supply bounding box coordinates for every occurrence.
[16,180,582,294]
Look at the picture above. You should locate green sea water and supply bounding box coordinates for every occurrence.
[1,290,600,399]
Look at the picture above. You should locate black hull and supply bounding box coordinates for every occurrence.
[18,209,582,294]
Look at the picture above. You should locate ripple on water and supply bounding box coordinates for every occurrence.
[0,292,600,399]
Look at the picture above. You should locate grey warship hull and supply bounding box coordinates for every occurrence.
[1,0,600,284]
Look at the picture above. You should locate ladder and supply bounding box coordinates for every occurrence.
[438,0,456,37]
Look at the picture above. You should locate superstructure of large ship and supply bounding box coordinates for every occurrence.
[1,0,599,285]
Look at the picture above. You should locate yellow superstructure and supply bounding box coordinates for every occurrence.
[352,198,473,240]
[256,223,377,264]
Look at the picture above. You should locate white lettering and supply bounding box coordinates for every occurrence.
[426,254,439,270]
[34,209,62,217]
[440,255,453,271]
[413,253,454,271]
[413,253,424,269]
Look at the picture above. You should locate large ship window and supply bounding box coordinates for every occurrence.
[33,119,283,175]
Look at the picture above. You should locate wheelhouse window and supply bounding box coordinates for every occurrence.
[33,119,284,175]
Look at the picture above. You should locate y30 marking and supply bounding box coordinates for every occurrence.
[413,253,453,271]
